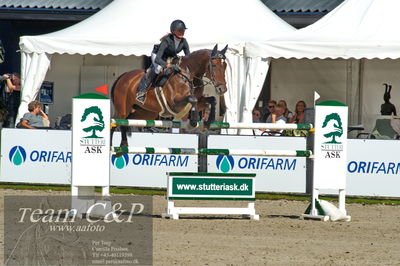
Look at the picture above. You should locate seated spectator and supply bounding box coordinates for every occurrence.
[289,100,307,124]
[264,100,277,123]
[271,103,288,124]
[19,100,50,129]
[252,108,262,123]
[59,113,72,129]
[264,103,287,136]
[278,99,293,121]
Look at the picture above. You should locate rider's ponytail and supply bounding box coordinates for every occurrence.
[160,33,172,41]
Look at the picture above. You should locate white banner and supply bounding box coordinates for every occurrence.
[0,128,71,184]
[110,132,198,188]
[314,102,348,190]
[347,139,400,197]
[207,135,307,193]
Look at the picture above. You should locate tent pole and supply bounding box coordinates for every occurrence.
[357,59,365,124]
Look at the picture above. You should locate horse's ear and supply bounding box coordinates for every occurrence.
[384,83,388,93]
[211,44,218,57]
[389,85,392,93]
[221,44,228,55]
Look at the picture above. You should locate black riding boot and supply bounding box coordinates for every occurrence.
[136,68,157,104]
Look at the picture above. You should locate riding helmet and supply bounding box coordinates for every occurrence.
[170,20,187,32]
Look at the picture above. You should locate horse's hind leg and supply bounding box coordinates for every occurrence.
[119,107,158,145]
[111,126,115,147]
[120,126,128,147]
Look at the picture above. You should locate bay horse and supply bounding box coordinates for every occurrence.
[111,44,228,147]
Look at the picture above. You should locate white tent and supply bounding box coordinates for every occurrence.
[247,0,400,59]
[246,0,400,131]
[19,0,295,129]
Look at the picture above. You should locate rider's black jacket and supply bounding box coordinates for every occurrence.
[152,34,190,68]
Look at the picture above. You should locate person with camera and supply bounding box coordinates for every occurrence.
[19,100,49,129]
[1,73,20,127]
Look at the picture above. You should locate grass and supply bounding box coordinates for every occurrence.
[0,183,400,205]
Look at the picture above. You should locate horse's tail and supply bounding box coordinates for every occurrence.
[110,72,126,103]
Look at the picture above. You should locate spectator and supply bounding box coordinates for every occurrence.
[271,103,288,124]
[252,108,262,123]
[278,100,293,121]
[289,100,307,124]
[264,100,277,123]
[59,113,72,129]
[19,100,49,129]
[2,73,20,127]
[265,103,287,136]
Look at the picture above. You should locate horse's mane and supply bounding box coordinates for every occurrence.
[180,49,210,70]
[187,49,210,57]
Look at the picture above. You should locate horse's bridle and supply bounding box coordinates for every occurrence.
[207,53,227,89]
[190,54,227,90]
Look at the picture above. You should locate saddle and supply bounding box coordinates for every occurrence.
[155,69,174,88]
[143,68,174,91]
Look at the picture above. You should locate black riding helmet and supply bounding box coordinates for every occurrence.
[170,20,187,32]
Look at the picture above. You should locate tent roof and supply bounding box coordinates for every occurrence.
[246,0,400,59]
[0,0,111,10]
[19,0,295,56]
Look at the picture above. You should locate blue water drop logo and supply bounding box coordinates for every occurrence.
[111,153,129,169]
[9,146,27,166]
[216,155,234,173]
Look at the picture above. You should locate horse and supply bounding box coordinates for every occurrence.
[111,44,228,147]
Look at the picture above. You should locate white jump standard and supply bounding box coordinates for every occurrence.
[71,93,113,218]
[302,100,351,222]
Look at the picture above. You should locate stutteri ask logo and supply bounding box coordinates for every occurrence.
[9,146,27,166]
[81,106,105,138]
[216,155,234,173]
[322,113,343,144]
[111,154,129,169]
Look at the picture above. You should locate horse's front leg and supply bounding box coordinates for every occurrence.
[197,96,216,128]
[204,96,216,128]
[186,95,200,127]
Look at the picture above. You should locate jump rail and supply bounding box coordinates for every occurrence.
[111,119,313,131]
[112,147,312,157]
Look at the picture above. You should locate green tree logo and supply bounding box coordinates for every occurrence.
[322,113,343,144]
[81,106,105,138]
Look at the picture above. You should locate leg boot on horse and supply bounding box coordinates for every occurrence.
[136,67,157,104]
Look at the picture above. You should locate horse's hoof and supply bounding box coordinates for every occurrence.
[114,152,123,158]
[204,120,211,130]
[190,120,198,128]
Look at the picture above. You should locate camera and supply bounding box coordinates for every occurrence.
[0,74,10,81]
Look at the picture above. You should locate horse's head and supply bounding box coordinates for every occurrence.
[206,44,228,95]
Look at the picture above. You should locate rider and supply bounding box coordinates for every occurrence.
[136,19,191,104]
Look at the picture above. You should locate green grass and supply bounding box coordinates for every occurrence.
[1,183,400,205]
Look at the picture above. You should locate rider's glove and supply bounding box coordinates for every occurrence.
[171,64,180,73]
